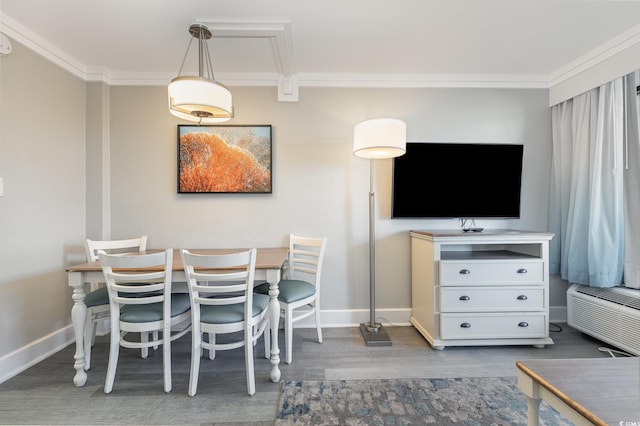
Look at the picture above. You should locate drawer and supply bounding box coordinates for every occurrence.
[440,287,544,312]
[439,260,543,286]
[441,313,547,339]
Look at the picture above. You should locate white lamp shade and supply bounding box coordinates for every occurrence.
[353,118,407,159]
[168,76,233,123]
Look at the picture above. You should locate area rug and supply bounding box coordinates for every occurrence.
[275,377,572,425]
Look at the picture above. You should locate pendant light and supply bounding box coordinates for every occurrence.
[168,23,233,123]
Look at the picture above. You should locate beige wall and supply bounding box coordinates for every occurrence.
[107,85,554,317]
[85,82,110,240]
[0,40,86,379]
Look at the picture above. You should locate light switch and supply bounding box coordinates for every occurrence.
[0,177,4,196]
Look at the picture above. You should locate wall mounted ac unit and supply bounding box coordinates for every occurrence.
[567,283,640,356]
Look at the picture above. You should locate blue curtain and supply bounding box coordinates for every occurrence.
[549,79,625,287]
[623,71,640,289]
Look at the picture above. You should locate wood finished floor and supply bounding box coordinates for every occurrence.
[0,324,618,425]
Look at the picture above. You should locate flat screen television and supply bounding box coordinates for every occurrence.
[391,142,524,218]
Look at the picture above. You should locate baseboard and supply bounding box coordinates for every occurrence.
[0,305,565,384]
[550,305,567,324]
[0,324,75,385]
[292,308,413,328]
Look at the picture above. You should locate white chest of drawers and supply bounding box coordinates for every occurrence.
[410,229,554,350]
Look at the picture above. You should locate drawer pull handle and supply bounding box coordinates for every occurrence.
[459,295,470,301]
[516,295,528,301]
[518,322,529,328]
[460,322,471,328]
[459,269,471,275]
[517,268,528,274]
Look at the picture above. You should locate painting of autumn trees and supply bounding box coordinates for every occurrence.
[178,125,272,193]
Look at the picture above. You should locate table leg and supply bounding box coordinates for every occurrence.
[266,269,281,382]
[68,272,88,387]
[525,395,541,426]
[517,367,541,426]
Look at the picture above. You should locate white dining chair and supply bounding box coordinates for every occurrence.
[256,234,327,364]
[83,236,148,370]
[181,248,270,396]
[99,248,191,394]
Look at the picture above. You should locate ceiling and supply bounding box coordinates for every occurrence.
[2,0,640,99]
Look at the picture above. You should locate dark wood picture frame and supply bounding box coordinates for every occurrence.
[177,124,272,193]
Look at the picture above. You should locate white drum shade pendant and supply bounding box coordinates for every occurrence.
[353,118,406,159]
[168,24,233,123]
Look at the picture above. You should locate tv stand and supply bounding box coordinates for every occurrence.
[410,229,554,350]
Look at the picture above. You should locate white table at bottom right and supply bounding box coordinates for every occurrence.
[517,357,639,426]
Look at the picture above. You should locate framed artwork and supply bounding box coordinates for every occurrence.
[177,125,272,193]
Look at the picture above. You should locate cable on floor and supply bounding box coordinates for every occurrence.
[549,322,563,332]
[375,316,395,327]
[598,347,635,358]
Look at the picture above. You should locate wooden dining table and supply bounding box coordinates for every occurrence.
[65,247,289,387]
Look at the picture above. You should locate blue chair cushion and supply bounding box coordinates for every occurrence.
[119,293,191,323]
[85,284,161,309]
[199,293,269,324]
[85,287,108,308]
[255,280,316,304]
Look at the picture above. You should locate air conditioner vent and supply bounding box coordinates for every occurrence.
[575,285,640,311]
[568,283,640,356]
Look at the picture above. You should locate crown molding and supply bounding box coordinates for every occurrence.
[4,13,640,96]
[88,71,551,89]
[0,13,88,79]
[549,23,640,87]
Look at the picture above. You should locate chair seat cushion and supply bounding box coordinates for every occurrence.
[85,287,108,308]
[85,285,161,308]
[255,280,316,304]
[119,293,191,323]
[199,293,269,324]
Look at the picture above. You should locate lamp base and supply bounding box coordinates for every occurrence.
[359,322,392,347]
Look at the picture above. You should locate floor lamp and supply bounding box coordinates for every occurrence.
[353,118,407,346]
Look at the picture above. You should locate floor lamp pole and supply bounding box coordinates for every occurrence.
[353,117,405,347]
[359,158,392,346]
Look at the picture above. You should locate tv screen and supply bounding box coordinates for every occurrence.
[392,142,524,218]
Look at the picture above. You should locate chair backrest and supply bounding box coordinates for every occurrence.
[85,236,148,262]
[181,249,257,318]
[288,234,327,288]
[98,249,173,316]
